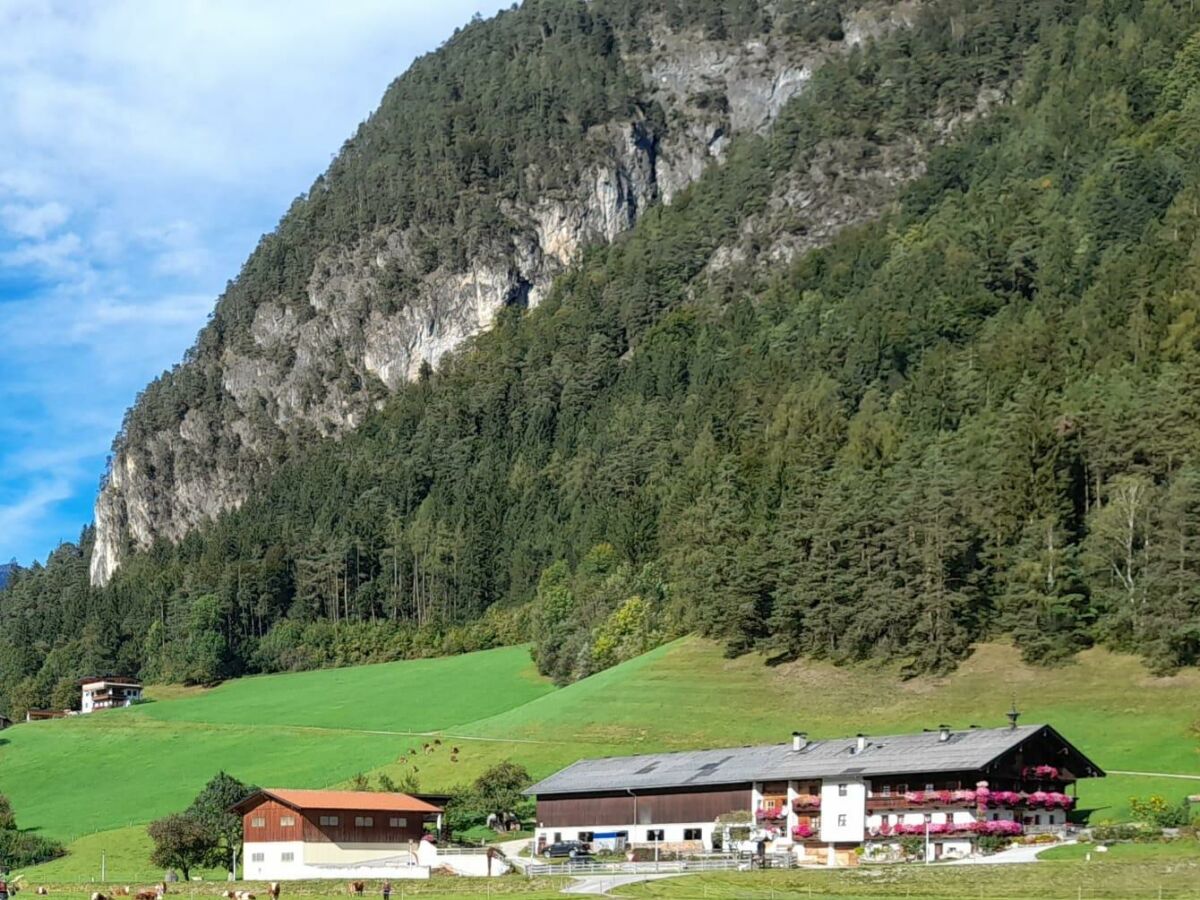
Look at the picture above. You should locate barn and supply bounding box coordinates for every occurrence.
[233,788,443,880]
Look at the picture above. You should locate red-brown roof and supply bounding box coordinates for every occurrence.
[234,788,441,815]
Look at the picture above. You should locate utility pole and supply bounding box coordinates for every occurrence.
[101,849,107,882]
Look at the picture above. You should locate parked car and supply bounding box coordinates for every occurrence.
[545,840,591,858]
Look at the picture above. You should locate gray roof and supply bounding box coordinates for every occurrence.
[526,724,1100,796]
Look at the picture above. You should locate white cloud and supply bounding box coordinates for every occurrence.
[0,200,69,238]
[0,230,83,271]
[0,479,75,542]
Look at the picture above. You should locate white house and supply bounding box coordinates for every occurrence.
[80,677,143,713]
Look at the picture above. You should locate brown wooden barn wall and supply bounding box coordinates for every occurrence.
[242,798,427,844]
[537,786,752,827]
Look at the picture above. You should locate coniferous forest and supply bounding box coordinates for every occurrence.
[4,0,1200,717]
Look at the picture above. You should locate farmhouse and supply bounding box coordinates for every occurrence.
[233,788,444,880]
[524,717,1103,864]
[79,676,143,713]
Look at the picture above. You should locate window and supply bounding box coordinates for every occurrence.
[925,783,934,792]
[837,814,847,827]
[319,815,339,826]
[838,784,848,797]
[389,817,408,828]
[250,853,264,863]
[250,817,265,828]
[280,815,295,827]
[578,831,594,842]
[880,785,891,798]
[646,829,665,842]
[354,816,374,827]
[280,852,294,863]
[683,828,702,841]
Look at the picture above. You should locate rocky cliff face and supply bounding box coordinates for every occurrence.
[90,4,919,586]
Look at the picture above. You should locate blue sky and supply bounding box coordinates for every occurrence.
[0,0,512,565]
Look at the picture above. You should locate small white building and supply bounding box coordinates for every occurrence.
[80,677,143,713]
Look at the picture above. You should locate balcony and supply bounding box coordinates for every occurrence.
[791,794,821,812]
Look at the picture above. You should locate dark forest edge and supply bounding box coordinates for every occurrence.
[4,0,1200,719]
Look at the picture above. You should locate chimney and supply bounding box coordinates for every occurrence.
[938,725,951,743]
[792,731,808,752]
[1007,701,1021,731]
[855,734,866,754]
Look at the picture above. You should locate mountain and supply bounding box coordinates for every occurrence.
[4,0,1200,720]
[89,0,919,587]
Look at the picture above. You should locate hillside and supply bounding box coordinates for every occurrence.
[5,638,1199,881]
[0,646,549,841]
[88,0,908,587]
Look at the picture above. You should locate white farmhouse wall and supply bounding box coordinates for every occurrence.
[819,779,866,843]
[242,841,428,881]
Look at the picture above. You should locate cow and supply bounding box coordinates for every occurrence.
[267,884,280,900]
[114,889,131,897]
[91,893,108,900]
[348,883,365,897]
[35,889,48,896]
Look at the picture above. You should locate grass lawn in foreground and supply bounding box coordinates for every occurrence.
[15,827,226,884]
[623,858,1200,899]
[12,878,568,900]
[1039,839,1200,861]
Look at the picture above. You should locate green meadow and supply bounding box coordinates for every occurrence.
[4,638,1199,884]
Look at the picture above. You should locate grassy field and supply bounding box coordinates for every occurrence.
[620,857,1200,899]
[0,646,551,841]
[366,638,1200,823]
[5,636,1200,886]
[1039,840,1200,861]
[15,879,568,900]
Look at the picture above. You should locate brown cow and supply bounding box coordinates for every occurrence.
[348,883,364,897]
[91,893,108,900]
[267,884,280,900]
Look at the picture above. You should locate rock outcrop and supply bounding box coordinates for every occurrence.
[90,5,918,586]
